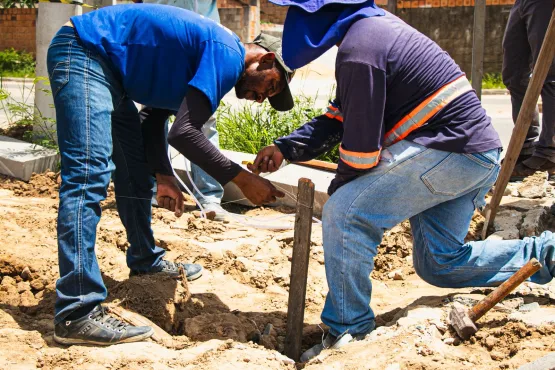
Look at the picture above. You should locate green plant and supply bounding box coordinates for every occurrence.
[216,95,339,163]
[0,0,37,8]
[0,48,36,78]
[0,77,59,151]
[481,73,506,90]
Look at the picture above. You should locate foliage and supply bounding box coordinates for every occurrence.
[0,77,59,151]
[0,48,36,78]
[481,73,506,90]
[0,0,37,8]
[216,95,339,163]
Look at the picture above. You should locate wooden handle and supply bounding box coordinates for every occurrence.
[293,160,337,172]
[469,259,542,321]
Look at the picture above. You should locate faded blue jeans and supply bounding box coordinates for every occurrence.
[48,26,166,324]
[151,115,224,206]
[322,140,555,337]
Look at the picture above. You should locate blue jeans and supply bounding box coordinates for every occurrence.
[321,140,555,337]
[48,27,166,324]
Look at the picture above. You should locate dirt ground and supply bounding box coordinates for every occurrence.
[1,172,555,370]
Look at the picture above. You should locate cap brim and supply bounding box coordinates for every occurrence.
[269,83,294,111]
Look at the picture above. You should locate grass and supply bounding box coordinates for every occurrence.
[481,73,506,90]
[0,48,36,78]
[216,95,340,163]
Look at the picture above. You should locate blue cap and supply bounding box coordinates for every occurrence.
[268,0,368,13]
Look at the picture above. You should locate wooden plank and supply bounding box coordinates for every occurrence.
[471,0,487,99]
[284,178,315,362]
[294,159,337,172]
[482,10,555,239]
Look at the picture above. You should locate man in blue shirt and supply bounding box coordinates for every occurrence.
[48,4,293,345]
[138,0,228,221]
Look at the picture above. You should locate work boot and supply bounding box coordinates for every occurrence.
[53,305,153,346]
[510,156,555,180]
[130,259,203,281]
[300,331,366,363]
[200,202,226,222]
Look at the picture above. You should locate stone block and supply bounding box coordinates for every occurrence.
[518,353,555,370]
[171,149,332,216]
[0,135,59,181]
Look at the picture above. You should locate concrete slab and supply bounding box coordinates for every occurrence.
[517,352,555,370]
[0,135,59,181]
[170,148,332,216]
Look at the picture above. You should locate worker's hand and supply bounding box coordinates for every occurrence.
[155,174,185,217]
[232,170,285,205]
[249,144,284,174]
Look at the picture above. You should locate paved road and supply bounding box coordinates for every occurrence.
[0,77,519,155]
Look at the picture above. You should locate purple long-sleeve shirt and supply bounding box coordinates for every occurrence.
[275,12,502,195]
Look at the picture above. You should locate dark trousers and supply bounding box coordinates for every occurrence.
[502,0,555,160]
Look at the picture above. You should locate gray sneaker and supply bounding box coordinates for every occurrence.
[53,305,153,346]
[130,260,203,281]
[201,202,226,222]
[300,331,366,363]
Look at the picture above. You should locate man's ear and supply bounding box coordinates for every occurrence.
[259,52,276,69]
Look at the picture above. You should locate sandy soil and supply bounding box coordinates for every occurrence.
[1,172,555,370]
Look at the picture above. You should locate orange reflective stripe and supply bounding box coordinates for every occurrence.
[325,104,343,122]
[384,76,473,147]
[339,146,381,169]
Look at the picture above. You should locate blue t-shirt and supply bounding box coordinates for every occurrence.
[71,4,245,113]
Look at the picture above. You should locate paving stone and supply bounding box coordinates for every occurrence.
[518,352,555,370]
[0,135,59,181]
[517,171,548,199]
[172,149,332,216]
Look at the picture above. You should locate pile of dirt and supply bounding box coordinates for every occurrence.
[0,171,59,198]
[2,170,555,369]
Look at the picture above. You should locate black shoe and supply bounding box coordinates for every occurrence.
[53,305,153,346]
[130,260,203,281]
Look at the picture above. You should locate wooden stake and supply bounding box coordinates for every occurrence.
[284,178,315,362]
[471,0,487,99]
[482,9,555,239]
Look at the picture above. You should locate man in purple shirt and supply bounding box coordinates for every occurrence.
[250,0,555,362]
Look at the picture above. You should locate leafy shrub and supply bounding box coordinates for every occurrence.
[216,95,339,163]
[0,48,36,78]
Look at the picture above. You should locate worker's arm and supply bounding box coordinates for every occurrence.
[168,87,284,205]
[273,107,344,162]
[327,61,386,195]
[140,106,174,176]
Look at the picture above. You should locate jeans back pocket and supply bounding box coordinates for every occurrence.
[421,152,495,197]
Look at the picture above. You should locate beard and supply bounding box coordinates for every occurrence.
[234,73,248,99]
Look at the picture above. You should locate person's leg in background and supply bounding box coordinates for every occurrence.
[190,115,226,221]
[504,0,555,177]
[502,0,540,167]
[518,0,555,171]
[49,26,153,344]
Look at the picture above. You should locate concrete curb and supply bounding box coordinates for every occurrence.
[0,77,36,83]
[481,89,509,95]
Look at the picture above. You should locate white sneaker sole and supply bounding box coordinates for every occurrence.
[53,328,154,346]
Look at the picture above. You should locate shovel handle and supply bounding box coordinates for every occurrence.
[469,259,542,322]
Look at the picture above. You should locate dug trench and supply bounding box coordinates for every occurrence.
[1,172,555,369]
